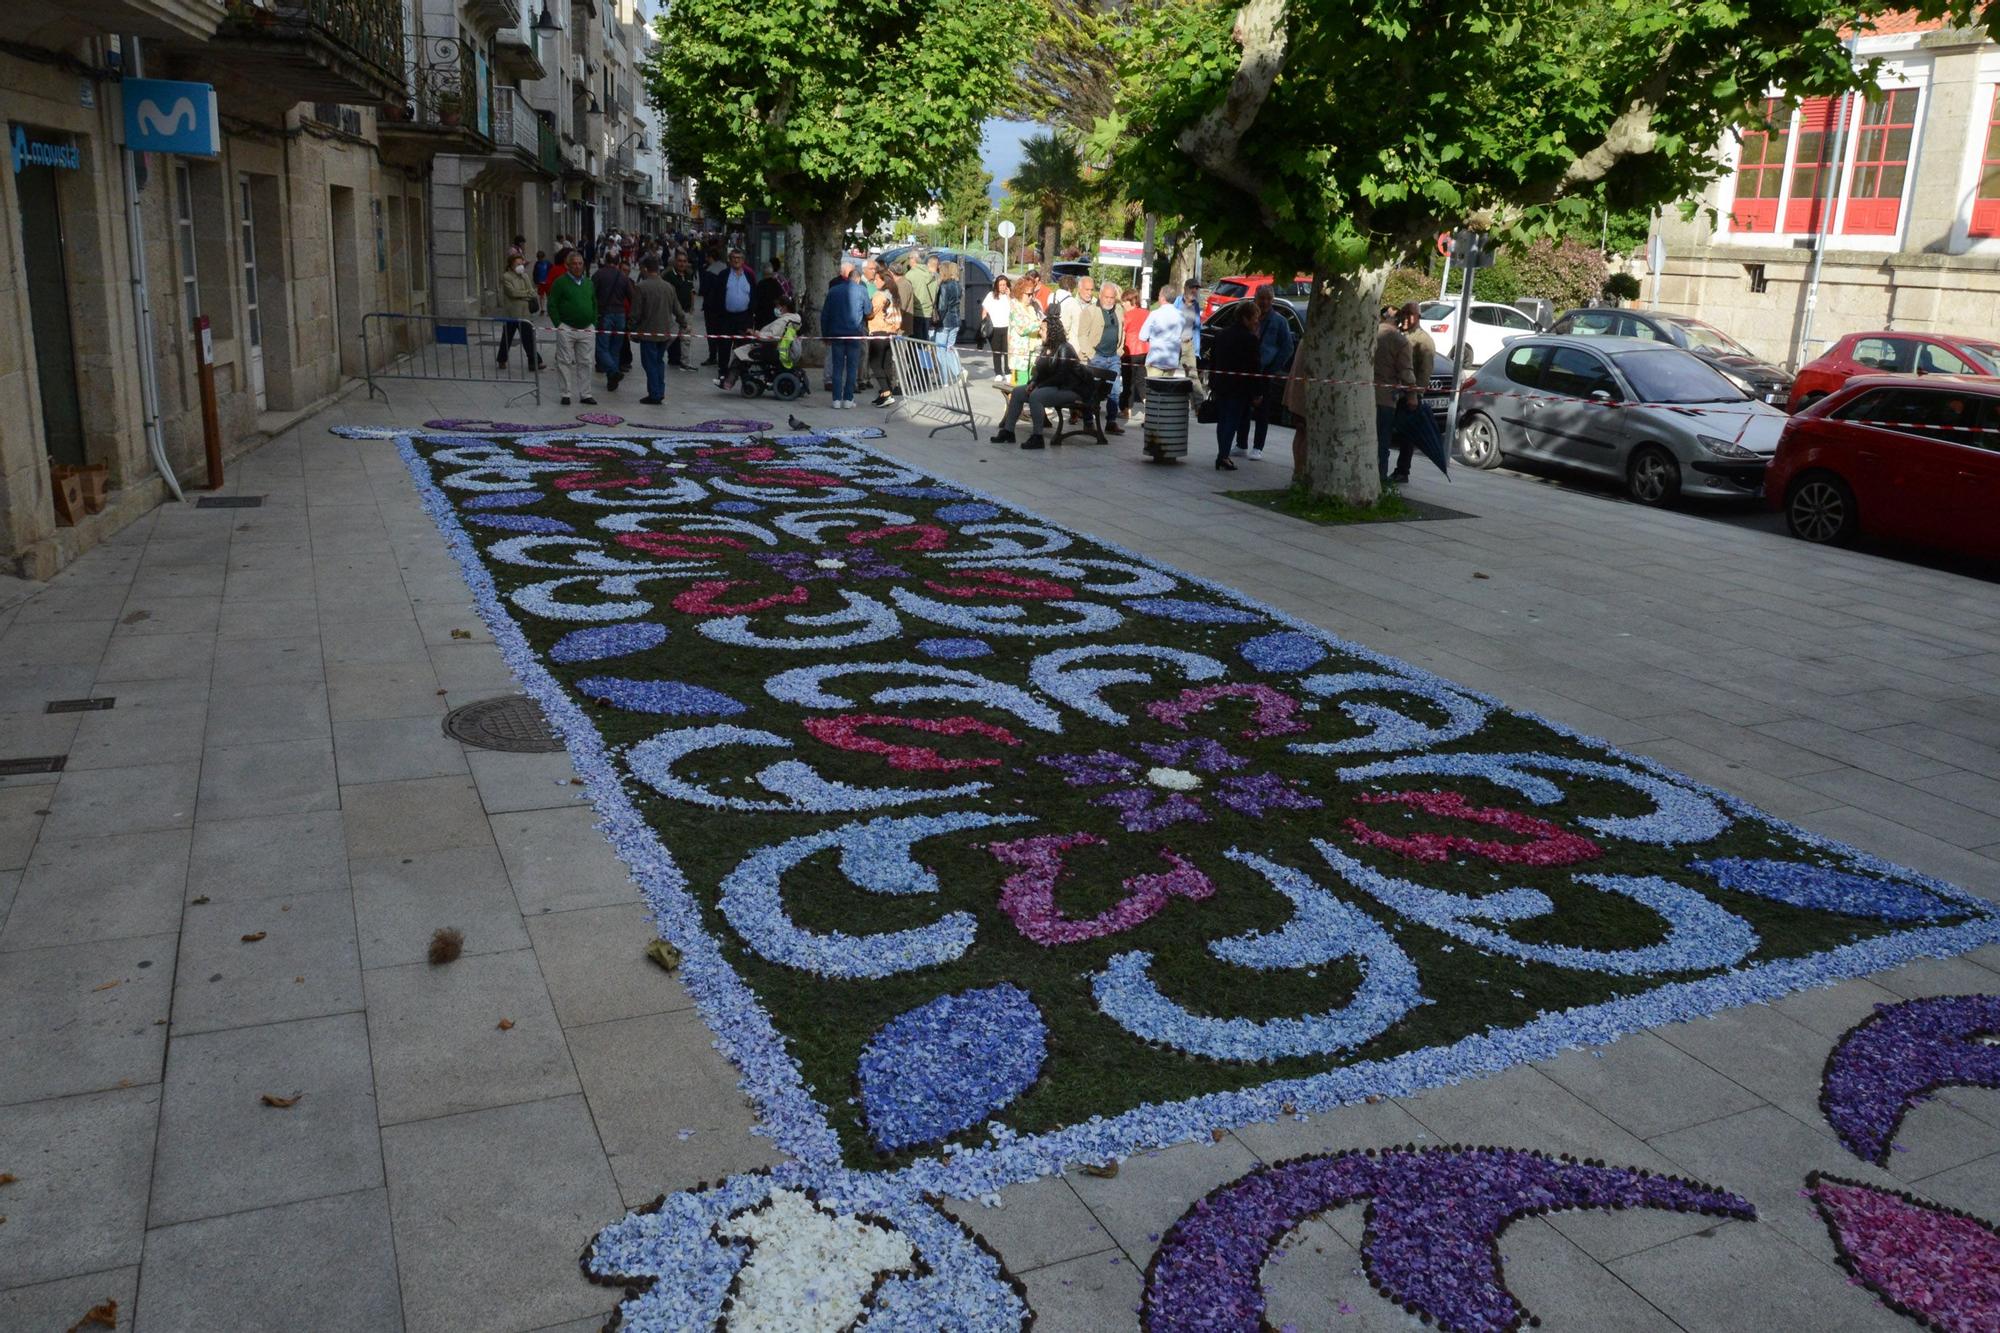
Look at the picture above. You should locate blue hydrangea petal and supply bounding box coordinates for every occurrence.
[551,622,670,664]
[1240,630,1329,673]
[1126,597,1262,625]
[917,637,994,660]
[860,984,1048,1150]
[579,676,746,716]
[1695,857,1954,922]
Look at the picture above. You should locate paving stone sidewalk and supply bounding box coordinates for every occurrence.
[1,369,1996,1332]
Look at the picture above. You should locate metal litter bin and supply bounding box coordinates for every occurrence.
[1142,376,1191,461]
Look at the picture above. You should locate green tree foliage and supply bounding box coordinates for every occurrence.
[1381,267,1436,310]
[936,155,997,246]
[1010,131,1087,268]
[1503,238,1610,312]
[1604,271,1644,302]
[642,0,1032,332]
[1109,0,1996,503]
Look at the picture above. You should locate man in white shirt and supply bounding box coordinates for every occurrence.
[715,249,755,379]
[1139,285,1186,377]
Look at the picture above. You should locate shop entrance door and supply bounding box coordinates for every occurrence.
[16,161,86,467]
[238,174,267,409]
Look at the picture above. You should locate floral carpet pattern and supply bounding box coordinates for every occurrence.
[354,422,2000,1329]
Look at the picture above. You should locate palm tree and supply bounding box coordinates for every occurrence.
[1010,132,1085,267]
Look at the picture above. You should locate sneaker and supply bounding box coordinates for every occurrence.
[714,376,728,389]
[1021,436,1045,451]
[559,396,571,406]
[580,396,598,405]
[875,395,896,408]
[989,428,1016,444]
[1248,447,1264,458]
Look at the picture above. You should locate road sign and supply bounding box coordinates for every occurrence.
[996,219,1016,240]
[1096,238,1144,267]
[1451,230,1496,269]
[1437,231,1452,256]
[122,78,220,157]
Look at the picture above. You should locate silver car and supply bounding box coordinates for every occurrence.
[1452,336,1790,506]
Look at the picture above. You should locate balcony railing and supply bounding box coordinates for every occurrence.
[376,36,496,165]
[538,114,561,176]
[211,0,406,106]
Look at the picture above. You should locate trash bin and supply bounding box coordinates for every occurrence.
[1142,376,1191,462]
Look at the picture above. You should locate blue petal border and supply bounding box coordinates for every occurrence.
[380,422,2000,1200]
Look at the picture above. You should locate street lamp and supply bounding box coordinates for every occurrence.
[533,6,560,30]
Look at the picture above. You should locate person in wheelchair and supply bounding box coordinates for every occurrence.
[719,295,802,391]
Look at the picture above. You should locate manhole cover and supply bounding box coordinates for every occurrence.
[442,695,564,753]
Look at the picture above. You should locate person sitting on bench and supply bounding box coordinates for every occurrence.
[988,314,1099,451]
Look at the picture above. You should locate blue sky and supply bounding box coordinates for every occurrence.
[980,119,1043,204]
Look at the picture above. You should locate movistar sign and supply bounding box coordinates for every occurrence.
[10,126,81,173]
[122,78,220,157]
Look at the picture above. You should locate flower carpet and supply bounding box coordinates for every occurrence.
[353,421,2000,1330]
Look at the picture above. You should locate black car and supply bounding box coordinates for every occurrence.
[873,245,998,348]
[1550,307,1794,406]
[1194,297,1305,425]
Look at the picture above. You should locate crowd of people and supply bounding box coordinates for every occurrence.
[492,233,1431,490]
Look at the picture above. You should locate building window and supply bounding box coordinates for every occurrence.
[1730,98,1790,232]
[1842,87,1917,234]
[1745,263,1768,293]
[1974,86,2000,237]
[174,161,200,320]
[406,195,426,292]
[1784,95,1847,233]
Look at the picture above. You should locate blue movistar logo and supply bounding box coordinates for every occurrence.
[10,125,81,173]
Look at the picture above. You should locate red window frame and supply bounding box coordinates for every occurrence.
[1784,96,1849,233]
[1842,88,1918,235]
[1974,86,2000,237]
[1729,98,1789,232]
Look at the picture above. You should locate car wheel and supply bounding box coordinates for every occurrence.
[1456,412,1502,469]
[1785,472,1858,544]
[1626,445,1681,506]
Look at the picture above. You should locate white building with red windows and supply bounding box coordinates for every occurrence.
[1652,16,2000,370]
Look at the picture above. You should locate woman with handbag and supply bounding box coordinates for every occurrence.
[498,256,543,371]
[1008,275,1043,383]
[981,275,1013,382]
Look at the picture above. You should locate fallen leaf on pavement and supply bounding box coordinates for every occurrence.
[91,980,120,992]
[450,628,472,639]
[645,939,682,972]
[190,896,210,905]
[0,1173,16,1186]
[240,931,266,943]
[1081,1161,1119,1178]
[260,1092,302,1108]
[496,1018,515,1031]
[428,927,465,965]
[1472,571,1490,579]
[65,1299,117,1331]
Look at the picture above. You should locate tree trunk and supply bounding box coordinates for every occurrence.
[1296,264,1392,507]
[792,213,846,368]
[1042,213,1059,268]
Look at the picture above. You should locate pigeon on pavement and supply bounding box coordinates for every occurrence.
[787,414,809,431]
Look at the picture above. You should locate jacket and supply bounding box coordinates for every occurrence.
[1139,304,1184,371]
[936,279,963,328]
[546,273,598,330]
[1123,305,1149,356]
[631,276,686,337]
[1406,325,1437,386]
[752,275,786,326]
[1259,310,1296,374]
[592,266,635,318]
[1373,322,1415,407]
[499,268,536,319]
[905,264,939,316]
[891,272,916,324]
[820,277,869,337]
[1068,300,1106,360]
[1210,322,1263,400]
[665,269,695,315]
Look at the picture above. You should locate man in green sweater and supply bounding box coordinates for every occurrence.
[546,250,599,405]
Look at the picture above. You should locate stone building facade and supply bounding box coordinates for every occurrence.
[1654,19,2000,371]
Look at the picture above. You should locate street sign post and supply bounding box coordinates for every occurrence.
[1647,231,1666,309]
[1443,231,1493,457]
[996,218,1015,273]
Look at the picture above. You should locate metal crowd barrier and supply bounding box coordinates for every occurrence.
[886,335,976,439]
[361,312,542,405]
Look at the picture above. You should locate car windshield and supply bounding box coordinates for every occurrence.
[1665,319,1751,356]
[1960,342,2000,374]
[1215,281,1249,299]
[1420,302,1452,321]
[1612,349,1750,403]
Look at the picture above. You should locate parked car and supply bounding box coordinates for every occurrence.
[1512,297,1556,330]
[1453,336,1788,505]
[1204,274,1314,321]
[1766,375,2000,559]
[1193,297,1305,426]
[1787,330,2000,412]
[1419,300,1540,368]
[1550,307,1794,406]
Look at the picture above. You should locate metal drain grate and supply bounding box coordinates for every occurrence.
[442,695,564,753]
[0,755,67,775]
[46,697,115,713]
[195,495,264,509]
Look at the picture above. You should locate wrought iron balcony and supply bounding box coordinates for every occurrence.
[207,0,407,108]
[377,36,497,168]
[462,0,519,34]
[491,88,557,177]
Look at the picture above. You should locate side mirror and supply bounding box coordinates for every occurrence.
[1588,389,1614,404]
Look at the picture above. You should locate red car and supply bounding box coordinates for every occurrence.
[1766,375,2000,559]
[1203,274,1313,321]
[1787,330,2000,412]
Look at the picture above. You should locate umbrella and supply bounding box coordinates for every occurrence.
[1398,401,1451,480]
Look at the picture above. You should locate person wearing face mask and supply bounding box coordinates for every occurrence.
[498,255,543,372]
